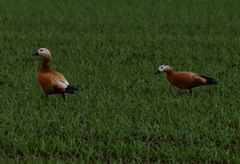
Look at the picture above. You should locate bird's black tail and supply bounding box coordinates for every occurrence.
[200,75,218,85]
[65,85,79,94]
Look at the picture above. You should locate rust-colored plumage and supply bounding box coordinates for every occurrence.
[155,65,218,93]
[33,48,78,100]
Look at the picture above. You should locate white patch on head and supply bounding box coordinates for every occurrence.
[58,80,69,88]
[158,65,172,72]
[37,48,51,58]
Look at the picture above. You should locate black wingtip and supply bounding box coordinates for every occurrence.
[200,76,218,85]
[65,85,78,94]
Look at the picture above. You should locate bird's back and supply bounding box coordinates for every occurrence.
[167,71,207,89]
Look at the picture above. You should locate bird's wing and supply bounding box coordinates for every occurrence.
[52,71,67,80]
[174,72,195,82]
[177,72,204,82]
[51,71,70,90]
[192,74,207,83]
[170,72,204,88]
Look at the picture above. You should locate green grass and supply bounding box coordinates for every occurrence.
[0,0,240,162]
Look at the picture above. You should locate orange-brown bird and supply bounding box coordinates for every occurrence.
[33,48,78,100]
[154,65,218,93]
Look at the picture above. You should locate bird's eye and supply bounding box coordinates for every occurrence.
[160,66,163,69]
[40,49,43,51]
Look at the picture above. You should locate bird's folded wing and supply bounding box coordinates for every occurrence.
[192,75,207,83]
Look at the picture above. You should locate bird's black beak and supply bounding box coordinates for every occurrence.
[32,52,39,56]
[154,70,160,74]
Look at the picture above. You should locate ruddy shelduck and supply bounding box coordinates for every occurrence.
[154,65,218,93]
[33,48,78,100]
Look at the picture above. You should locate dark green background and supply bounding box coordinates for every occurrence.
[0,0,239,162]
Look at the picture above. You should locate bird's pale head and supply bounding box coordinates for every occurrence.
[33,48,51,58]
[154,65,173,74]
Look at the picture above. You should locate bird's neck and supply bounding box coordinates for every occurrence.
[166,70,174,77]
[40,58,51,72]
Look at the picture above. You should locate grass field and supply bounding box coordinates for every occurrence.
[0,0,240,162]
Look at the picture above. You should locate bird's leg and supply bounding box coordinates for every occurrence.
[178,89,182,95]
[178,89,192,95]
[62,94,66,101]
[40,94,48,99]
[189,89,192,94]
[178,89,186,94]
